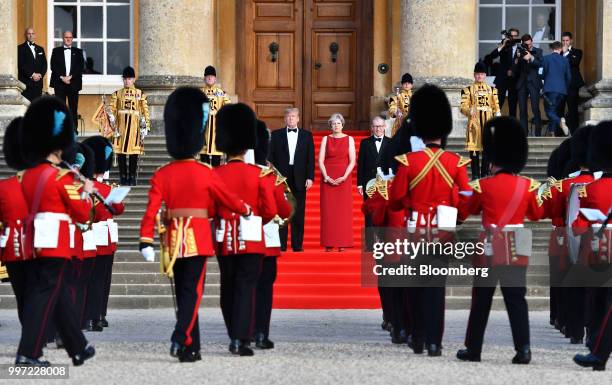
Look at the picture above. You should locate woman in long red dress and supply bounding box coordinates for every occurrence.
[319,113,356,251]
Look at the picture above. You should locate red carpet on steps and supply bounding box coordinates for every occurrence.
[273,131,382,309]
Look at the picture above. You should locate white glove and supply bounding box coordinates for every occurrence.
[140,128,148,139]
[141,246,155,262]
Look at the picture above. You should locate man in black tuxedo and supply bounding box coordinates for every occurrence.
[560,32,585,135]
[513,34,543,136]
[487,28,519,117]
[357,116,388,246]
[18,27,47,102]
[50,31,84,129]
[268,108,315,252]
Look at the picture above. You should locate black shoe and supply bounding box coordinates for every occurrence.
[427,344,442,357]
[178,349,201,363]
[15,355,51,366]
[101,317,109,328]
[229,339,254,356]
[292,249,304,252]
[456,348,481,362]
[86,319,103,332]
[55,334,64,349]
[391,329,407,344]
[570,337,584,345]
[381,321,392,332]
[128,176,136,186]
[408,339,423,354]
[72,345,95,366]
[573,353,606,371]
[254,333,275,349]
[549,318,555,326]
[512,346,531,364]
[170,341,181,357]
[119,175,127,185]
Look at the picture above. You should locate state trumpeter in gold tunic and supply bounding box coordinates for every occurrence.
[460,82,500,153]
[200,84,231,156]
[387,88,412,136]
[108,85,151,155]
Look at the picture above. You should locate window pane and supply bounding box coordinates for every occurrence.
[480,0,502,4]
[532,0,558,4]
[531,6,555,47]
[82,6,103,38]
[82,42,103,75]
[479,7,502,40]
[107,42,130,75]
[507,0,529,4]
[479,42,498,64]
[54,6,77,39]
[506,7,529,38]
[107,5,131,39]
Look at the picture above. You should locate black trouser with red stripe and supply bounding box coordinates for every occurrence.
[101,254,115,318]
[86,254,112,322]
[255,256,277,338]
[6,261,34,325]
[218,253,262,341]
[172,256,207,352]
[591,288,612,362]
[74,258,95,327]
[465,266,529,353]
[18,258,87,359]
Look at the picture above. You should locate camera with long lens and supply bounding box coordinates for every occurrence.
[500,30,521,48]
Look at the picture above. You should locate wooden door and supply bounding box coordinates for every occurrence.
[237,0,372,131]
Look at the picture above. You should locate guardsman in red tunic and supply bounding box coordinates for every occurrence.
[253,120,295,350]
[139,87,249,362]
[540,126,595,344]
[214,103,278,356]
[388,84,472,357]
[0,118,31,326]
[82,136,125,331]
[17,96,95,366]
[573,121,612,371]
[456,117,542,365]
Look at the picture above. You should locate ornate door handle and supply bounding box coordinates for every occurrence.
[314,62,322,70]
[329,42,339,63]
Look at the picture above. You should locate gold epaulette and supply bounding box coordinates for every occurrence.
[527,178,541,192]
[552,179,563,192]
[468,179,482,193]
[55,168,71,180]
[394,153,409,166]
[577,185,587,198]
[457,156,471,168]
[375,176,389,200]
[64,184,81,200]
[365,178,377,198]
[259,167,275,178]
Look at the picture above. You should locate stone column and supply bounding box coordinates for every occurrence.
[136,0,215,133]
[582,0,612,123]
[0,0,27,131]
[400,0,477,137]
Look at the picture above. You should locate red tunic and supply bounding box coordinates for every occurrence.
[264,170,294,257]
[214,161,277,256]
[140,159,248,258]
[21,163,93,259]
[459,172,542,266]
[0,175,30,262]
[93,181,125,255]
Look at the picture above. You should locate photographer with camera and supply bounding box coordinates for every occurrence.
[513,34,544,136]
[487,28,520,117]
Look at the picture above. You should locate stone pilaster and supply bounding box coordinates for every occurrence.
[0,0,27,131]
[136,0,215,133]
[400,0,477,137]
[582,0,612,123]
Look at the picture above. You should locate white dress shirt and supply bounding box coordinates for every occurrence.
[286,127,298,165]
[373,135,383,153]
[28,42,36,59]
[64,46,71,76]
[563,46,572,57]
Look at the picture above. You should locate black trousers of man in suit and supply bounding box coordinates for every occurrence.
[558,87,580,135]
[280,166,305,251]
[218,253,262,341]
[22,82,43,102]
[255,256,277,338]
[518,84,542,136]
[464,266,530,353]
[54,84,79,130]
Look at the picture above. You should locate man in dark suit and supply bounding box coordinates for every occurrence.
[268,108,315,252]
[50,30,84,129]
[513,34,544,136]
[357,116,388,245]
[560,32,585,135]
[541,41,571,137]
[17,27,47,102]
[487,28,519,117]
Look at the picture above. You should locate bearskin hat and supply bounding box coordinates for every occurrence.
[401,73,413,85]
[569,125,593,168]
[483,116,528,173]
[204,65,216,77]
[410,84,452,141]
[588,120,612,171]
[254,119,270,166]
[215,103,257,157]
[76,142,95,179]
[163,87,208,159]
[2,117,30,171]
[21,96,75,165]
[82,135,114,174]
[546,147,562,179]
[474,61,487,74]
[122,66,135,78]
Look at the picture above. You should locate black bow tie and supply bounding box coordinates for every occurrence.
[64,47,71,50]
[288,128,298,133]
[374,137,382,142]
[28,42,35,47]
